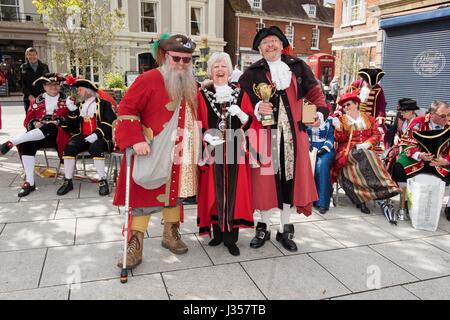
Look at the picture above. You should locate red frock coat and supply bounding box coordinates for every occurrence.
[113,69,197,217]
[196,88,257,235]
[332,112,381,179]
[22,94,71,159]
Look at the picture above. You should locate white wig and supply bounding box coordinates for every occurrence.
[207,52,233,78]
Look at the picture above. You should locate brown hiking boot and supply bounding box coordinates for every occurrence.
[161,222,188,254]
[117,230,144,269]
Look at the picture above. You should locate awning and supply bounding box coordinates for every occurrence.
[380,6,450,29]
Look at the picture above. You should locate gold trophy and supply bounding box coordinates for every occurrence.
[253,82,276,126]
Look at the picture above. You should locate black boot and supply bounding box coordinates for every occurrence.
[250,222,270,249]
[446,207,450,221]
[57,178,73,195]
[276,224,298,252]
[358,202,371,214]
[18,182,36,197]
[225,243,240,256]
[0,141,13,155]
[98,179,110,196]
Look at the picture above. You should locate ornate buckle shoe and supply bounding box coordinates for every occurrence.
[57,178,73,196]
[250,222,270,249]
[276,224,298,252]
[18,182,36,197]
[1,141,13,155]
[98,179,110,196]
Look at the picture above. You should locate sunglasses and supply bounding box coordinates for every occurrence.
[167,53,192,64]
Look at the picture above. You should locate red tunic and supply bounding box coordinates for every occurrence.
[22,94,70,159]
[113,69,196,215]
[332,112,381,179]
[196,88,256,234]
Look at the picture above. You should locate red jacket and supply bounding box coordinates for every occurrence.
[22,93,71,159]
[113,69,197,215]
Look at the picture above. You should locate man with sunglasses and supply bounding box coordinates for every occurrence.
[392,100,450,221]
[113,34,199,269]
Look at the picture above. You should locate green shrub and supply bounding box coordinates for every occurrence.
[104,72,126,90]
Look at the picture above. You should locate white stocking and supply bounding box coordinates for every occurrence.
[11,129,45,146]
[279,208,291,233]
[64,158,75,179]
[94,159,106,180]
[22,155,35,186]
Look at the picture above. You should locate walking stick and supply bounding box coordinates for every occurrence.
[120,147,133,284]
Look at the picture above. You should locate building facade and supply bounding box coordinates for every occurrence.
[224,0,334,70]
[0,0,226,94]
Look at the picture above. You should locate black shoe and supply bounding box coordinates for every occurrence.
[0,141,13,155]
[276,224,298,252]
[318,207,328,214]
[57,178,73,195]
[250,222,271,249]
[208,238,223,246]
[98,179,110,196]
[359,202,371,214]
[445,207,450,221]
[18,182,36,197]
[225,243,240,256]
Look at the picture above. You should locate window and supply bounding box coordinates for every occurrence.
[118,0,122,9]
[342,0,365,25]
[311,27,320,50]
[251,0,262,9]
[308,5,316,18]
[0,0,19,22]
[256,21,265,33]
[140,1,158,33]
[285,25,294,46]
[190,7,202,36]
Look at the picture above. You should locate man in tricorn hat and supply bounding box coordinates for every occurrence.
[347,68,387,129]
[392,100,450,221]
[56,79,117,197]
[1,73,71,197]
[113,33,199,269]
[239,26,329,252]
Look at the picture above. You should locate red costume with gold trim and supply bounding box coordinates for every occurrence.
[113,69,197,214]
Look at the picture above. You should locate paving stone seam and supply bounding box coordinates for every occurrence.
[37,248,49,289]
[157,272,173,300]
[0,223,5,236]
[0,284,69,296]
[306,253,354,295]
[73,218,78,245]
[237,262,269,300]
[194,233,217,266]
[399,284,422,300]
[52,200,60,220]
[414,237,450,255]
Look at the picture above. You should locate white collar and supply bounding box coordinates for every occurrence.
[43,93,60,114]
[266,58,292,91]
[214,84,233,103]
[345,112,364,125]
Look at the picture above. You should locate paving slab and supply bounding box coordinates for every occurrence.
[146,210,199,238]
[0,285,69,300]
[55,198,120,219]
[332,286,419,300]
[0,248,46,293]
[403,276,450,300]
[79,182,115,199]
[241,255,350,299]
[18,183,81,202]
[0,171,18,187]
[197,228,283,265]
[132,235,213,276]
[370,239,450,280]
[163,264,265,300]
[437,216,450,232]
[0,200,57,223]
[313,217,399,247]
[310,246,417,292]
[75,215,127,245]
[270,222,345,255]
[70,274,168,300]
[422,234,450,254]
[363,215,447,240]
[0,219,76,251]
[40,241,123,287]
[0,186,20,203]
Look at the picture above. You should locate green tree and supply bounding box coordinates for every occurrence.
[33,0,124,81]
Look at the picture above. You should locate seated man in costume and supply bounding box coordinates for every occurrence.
[57,79,117,196]
[332,92,400,216]
[392,100,450,221]
[1,73,71,197]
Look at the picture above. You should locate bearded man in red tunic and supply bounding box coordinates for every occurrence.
[239,26,329,252]
[113,34,199,269]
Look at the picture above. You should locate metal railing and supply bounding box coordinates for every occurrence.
[0,12,43,23]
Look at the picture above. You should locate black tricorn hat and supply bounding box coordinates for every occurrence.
[398,98,420,111]
[252,26,290,51]
[32,73,66,86]
[159,34,196,53]
[72,79,99,92]
[358,68,385,86]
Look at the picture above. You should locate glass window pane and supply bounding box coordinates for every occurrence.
[191,8,201,35]
[0,6,18,21]
[142,17,156,32]
[0,0,19,6]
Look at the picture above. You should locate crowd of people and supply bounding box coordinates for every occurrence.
[0,26,449,270]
